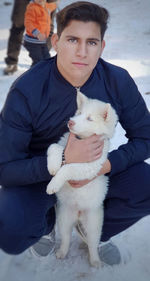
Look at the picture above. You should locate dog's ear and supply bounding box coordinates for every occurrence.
[102,103,118,138]
[76,90,88,110]
[102,103,111,121]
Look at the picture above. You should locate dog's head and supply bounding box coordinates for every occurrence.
[68,91,118,139]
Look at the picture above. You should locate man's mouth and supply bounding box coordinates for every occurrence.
[72,62,88,67]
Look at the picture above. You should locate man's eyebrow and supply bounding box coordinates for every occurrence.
[87,38,100,42]
[65,35,79,39]
[66,35,100,42]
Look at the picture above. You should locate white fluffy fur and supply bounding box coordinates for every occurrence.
[46,91,118,268]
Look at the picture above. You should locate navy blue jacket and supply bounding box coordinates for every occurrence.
[0,56,150,188]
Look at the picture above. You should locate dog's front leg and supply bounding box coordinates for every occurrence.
[47,144,64,176]
[46,164,70,194]
[82,207,104,268]
[56,205,77,259]
[46,162,102,195]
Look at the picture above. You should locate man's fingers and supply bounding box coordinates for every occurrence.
[86,134,103,143]
[68,180,84,188]
[68,179,91,188]
[92,141,104,151]
[67,132,75,140]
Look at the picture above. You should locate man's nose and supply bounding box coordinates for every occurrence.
[76,42,87,57]
[68,120,75,129]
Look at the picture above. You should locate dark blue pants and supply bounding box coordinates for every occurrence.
[101,162,150,241]
[23,41,50,66]
[0,184,56,254]
[0,162,149,254]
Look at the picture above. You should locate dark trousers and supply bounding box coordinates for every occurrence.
[23,41,50,66]
[0,184,56,254]
[0,162,149,254]
[101,161,150,241]
[5,0,29,65]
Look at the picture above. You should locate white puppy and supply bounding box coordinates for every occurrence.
[46,91,118,268]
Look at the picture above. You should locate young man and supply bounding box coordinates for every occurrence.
[0,1,150,265]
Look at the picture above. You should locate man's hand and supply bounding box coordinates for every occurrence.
[64,132,104,164]
[68,159,111,188]
[64,132,110,188]
[68,179,93,188]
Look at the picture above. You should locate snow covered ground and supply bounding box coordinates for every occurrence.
[0,0,150,280]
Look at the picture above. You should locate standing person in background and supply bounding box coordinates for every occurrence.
[4,0,57,75]
[23,0,57,67]
[4,0,29,75]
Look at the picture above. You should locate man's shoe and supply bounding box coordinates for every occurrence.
[76,222,121,266]
[3,64,17,75]
[30,228,55,258]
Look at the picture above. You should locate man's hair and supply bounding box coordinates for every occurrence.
[56,1,109,40]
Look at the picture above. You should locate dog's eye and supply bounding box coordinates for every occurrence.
[87,116,93,121]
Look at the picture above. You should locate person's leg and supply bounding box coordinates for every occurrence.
[76,162,150,265]
[0,184,56,255]
[41,44,50,60]
[5,0,29,67]
[101,162,150,241]
[23,42,43,66]
[5,25,24,66]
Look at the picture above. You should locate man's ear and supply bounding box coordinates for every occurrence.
[51,33,59,52]
[100,39,105,56]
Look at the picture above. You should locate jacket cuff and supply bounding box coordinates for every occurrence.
[39,156,52,181]
[32,29,40,37]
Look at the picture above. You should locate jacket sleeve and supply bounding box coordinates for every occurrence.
[24,5,38,35]
[108,71,150,176]
[47,2,57,13]
[0,88,51,187]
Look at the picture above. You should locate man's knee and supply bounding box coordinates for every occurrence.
[0,187,56,255]
[0,189,27,254]
[102,162,150,241]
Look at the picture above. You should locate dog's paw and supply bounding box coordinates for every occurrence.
[56,249,66,259]
[46,179,62,194]
[89,254,101,268]
[49,167,57,176]
[90,258,101,268]
[47,157,60,176]
[46,183,57,195]
[47,144,63,176]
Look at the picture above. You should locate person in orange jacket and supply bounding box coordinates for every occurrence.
[24,0,57,66]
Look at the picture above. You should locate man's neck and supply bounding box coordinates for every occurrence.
[58,68,92,88]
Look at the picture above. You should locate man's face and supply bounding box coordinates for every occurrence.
[52,20,105,87]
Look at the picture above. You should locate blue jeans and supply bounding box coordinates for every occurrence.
[0,162,149,254]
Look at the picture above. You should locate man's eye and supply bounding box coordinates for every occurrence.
[87,116,93,121]
[88,41,97,46]
[68,38,77,43]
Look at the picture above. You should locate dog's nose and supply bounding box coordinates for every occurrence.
[68,120,75,129]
